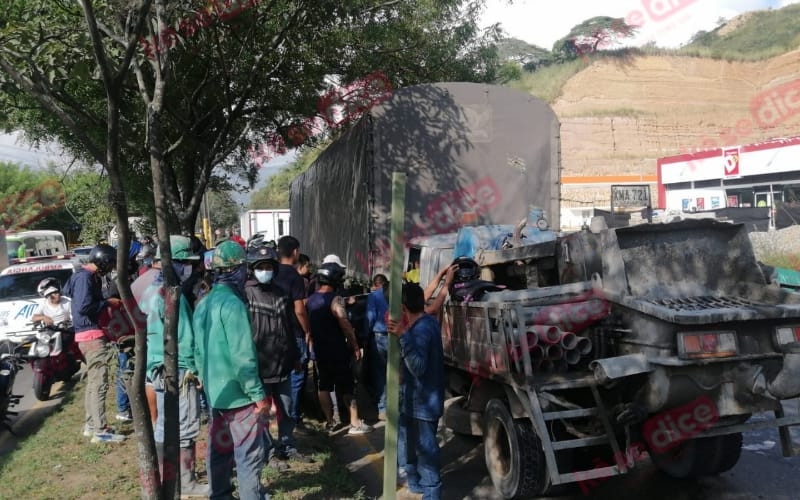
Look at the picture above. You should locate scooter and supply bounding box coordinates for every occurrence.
[27,322,83,401]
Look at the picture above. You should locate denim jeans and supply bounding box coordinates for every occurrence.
[207,404,268,500]
[116,351,130,413]
[78,338,110,432]
[289,336,308,424]
[262,378,296,459]
[398,414,442,500]
[153,369,201,448]
[369,333,388,413]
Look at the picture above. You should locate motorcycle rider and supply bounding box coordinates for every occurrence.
[140,235,207,496]
[32,278,71,326]
[244,243,310,470]
[62,244,125,443]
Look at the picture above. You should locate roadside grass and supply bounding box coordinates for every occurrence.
[0,378,365,499]
[560,107,651,119]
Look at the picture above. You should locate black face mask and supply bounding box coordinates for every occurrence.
[214,265,248,300]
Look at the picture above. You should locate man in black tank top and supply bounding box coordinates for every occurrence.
[307,262,373,435]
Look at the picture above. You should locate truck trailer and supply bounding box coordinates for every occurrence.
[290,82,561,279]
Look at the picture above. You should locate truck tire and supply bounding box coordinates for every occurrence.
[484,399,549,498]
[648,434,742,478]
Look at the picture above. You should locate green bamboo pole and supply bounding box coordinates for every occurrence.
[383,172,406,499]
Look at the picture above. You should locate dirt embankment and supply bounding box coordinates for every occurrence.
[553,50,800,206]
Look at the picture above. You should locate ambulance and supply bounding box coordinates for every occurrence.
[0,259,76,344]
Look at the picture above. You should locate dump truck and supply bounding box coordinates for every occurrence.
[430,215,800,498]
[290,82,561,280]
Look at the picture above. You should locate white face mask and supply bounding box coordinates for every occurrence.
[254,269,274,284]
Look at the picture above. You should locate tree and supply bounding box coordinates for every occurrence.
[497,37,552,69]
[0,0,162,496]
[497,61,523,83]
[205,190,241,232]
[552,16,637,61]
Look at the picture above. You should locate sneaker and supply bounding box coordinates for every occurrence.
[82,425,93,438]
[91,429,126,443]
[347,423,374,435]
[115,412,132,422]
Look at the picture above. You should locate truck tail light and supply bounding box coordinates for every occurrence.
[774,326,800,349]
[677,331,738,359]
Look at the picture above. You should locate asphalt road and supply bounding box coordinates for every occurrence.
[0,365,68,455]
[339,399,800,499]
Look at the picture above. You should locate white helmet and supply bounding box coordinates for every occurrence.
[37,277,61,298]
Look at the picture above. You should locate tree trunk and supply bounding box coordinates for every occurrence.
[149,93,181,500]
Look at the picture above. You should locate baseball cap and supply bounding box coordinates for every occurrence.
[322,254,346,268]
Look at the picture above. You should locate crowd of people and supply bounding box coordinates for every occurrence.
[31,230,463,499]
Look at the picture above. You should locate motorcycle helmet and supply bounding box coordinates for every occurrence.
[247,243,280,276]
[89,244,117,275]
[316,262,345,286]
[452,256,481,283]
[37,277,61,298]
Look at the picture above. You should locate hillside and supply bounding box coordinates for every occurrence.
[509,4,800,208]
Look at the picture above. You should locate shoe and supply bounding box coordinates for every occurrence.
[347,423,374,435]
[91,428,126,443]
[82,425,93,437]
[281,449,314,463]
[179,446,209,496]
[115,412,132,422]
[266,458,289,472]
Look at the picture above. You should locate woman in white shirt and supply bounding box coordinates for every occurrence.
[32,277,72,326]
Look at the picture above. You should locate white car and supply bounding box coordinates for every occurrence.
[0,259,77,344]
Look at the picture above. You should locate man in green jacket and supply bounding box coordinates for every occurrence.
[194,241,270,500]
[140,235,207,496]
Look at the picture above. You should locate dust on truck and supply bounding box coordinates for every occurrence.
[290,82,560,279]
[438,217,800,498]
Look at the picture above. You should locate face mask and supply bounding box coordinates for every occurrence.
[172,262,192,283]
[254,269,274,284]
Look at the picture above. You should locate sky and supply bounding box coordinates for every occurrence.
[480,0,800,49]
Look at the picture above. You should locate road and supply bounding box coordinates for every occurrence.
[0,365,68,455]
[338,399,800,499]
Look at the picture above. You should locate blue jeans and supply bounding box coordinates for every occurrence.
[370,333,388,413]
[116,351,130,413]
[262,378,296,459]
[398,414,442,500]
[289,336,308,424]
[207,404,268,500]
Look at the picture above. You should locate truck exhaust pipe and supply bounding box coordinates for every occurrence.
[767,353,800,399]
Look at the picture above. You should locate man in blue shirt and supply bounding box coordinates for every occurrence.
[388,283,445,499]
[366,274,389,419]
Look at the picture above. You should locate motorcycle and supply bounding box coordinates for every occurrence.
[26,321,84,401]
[0,340,27,431]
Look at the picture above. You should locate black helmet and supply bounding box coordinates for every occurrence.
[247,243,280,275]
[452,256,480,283]
[89,244,116,274]
[316,262,345,286]
[37,277,61,298]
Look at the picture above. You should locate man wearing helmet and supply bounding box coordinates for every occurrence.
[244,243,310,469]
[139,235,207,496]
[32,278,71,326]
[307,261,373,435]
[62,244,125,443]
[193,240,270,499]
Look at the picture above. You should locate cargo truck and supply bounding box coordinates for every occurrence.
[290,82,561,279]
